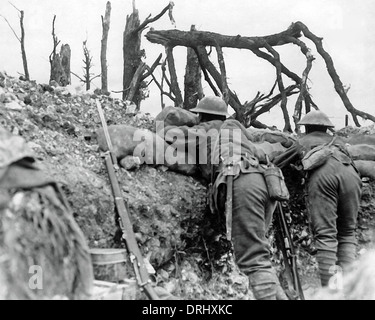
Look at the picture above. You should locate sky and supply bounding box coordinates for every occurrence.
[1,0,375,130]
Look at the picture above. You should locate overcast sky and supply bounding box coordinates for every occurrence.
[1,0,374,129]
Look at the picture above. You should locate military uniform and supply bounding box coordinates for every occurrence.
[274,111,362,286]
[157,96,286,300]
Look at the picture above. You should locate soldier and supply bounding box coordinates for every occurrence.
[274,110,362,287]
[157,96,287,300]
[0,127,93,299]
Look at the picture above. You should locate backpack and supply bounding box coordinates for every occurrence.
[301,137,336,171]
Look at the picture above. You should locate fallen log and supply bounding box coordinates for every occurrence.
[145,24,302,50]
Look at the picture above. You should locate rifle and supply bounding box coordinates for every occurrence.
[95,100,159,300]
[274,201,304,300]
[225,162,235,241]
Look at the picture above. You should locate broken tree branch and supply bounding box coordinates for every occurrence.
[192,46,220,96]
[133,2,175,33]
[215,44,229,104]
[49,15,60,63]
[264,42,291,132]
[146,21,375,129]
[145,24,302,50]
[294,21,375,126]
[126,62,147,104]
[286,35,315,132]
[251,85,299,120]
[150,72,176,103]
[165,46,183,107]
[141,53,163,81]
[0,14,20,41]
[195,46,245,120]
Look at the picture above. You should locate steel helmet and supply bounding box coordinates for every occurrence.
[190,96,229,117]
[0,127,35,170]
[298,110,334,128]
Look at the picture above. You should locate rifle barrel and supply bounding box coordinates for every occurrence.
[104,154,159,300]
[96,99,159,300]
[96,99,118,166]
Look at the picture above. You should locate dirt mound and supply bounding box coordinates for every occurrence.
[1,71,375,300]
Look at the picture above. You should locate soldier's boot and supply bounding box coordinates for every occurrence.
[337,243,356,273]
[248,270,277,300]
[153,286,181,300]
[272,270,288,300]
[316,249,337,287]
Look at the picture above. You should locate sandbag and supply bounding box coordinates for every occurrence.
[96,125,198,175]
[96,125,168,165]
[155,106,198,132]
[346,134,375,146]
[259,131,296,148]
[353,160,375,179]
[96,125,139,159]
[347,144,375,161]
[246,128,296,148]
[254,141,287,161]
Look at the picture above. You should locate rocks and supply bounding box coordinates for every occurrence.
[0,87,6,103]
[120,155,141,170]
[125,101,137,115]
[3,101,22,111]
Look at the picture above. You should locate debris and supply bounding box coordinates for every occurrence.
[120,155,141,170]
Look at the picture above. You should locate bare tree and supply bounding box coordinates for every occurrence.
[101,1,111,93]
[146,21,375,130]
[71,40,100,90]
[0,2,30,80]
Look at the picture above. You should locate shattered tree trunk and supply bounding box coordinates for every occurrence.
[122,2,174,111]
[50,44,71,86]
[101,1,111,93]
[49,16,71,86]
[184,25,203,110]
[123,6,142,106]
[60,44,71,85]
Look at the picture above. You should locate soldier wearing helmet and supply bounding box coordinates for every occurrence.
[274,110,362,288]
[189,95,229,119]
[0,126,94,299]
[156,96,288,300]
